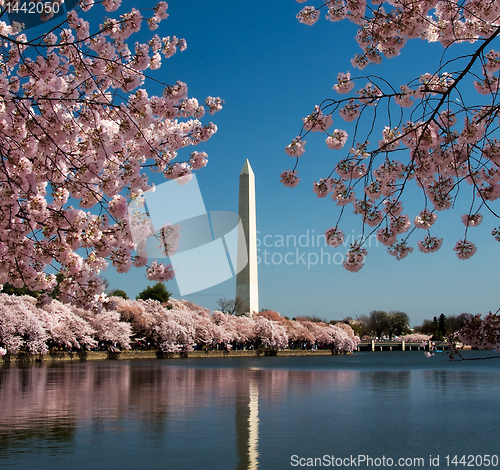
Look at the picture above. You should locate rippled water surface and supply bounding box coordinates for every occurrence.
[1,351,499,470]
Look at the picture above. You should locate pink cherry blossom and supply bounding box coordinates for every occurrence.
[285,137,306,157]
[296,6,320,26]
[453,240,477,260]
[146,260,175,282]
[417,236,443,254]
[414,210,437,229]
[313,178,333,198]
[325,227,344,247]
[390,214,411,234]
[461,213,483,227]
[280,170,300,188]
[401,333,430,343]
[0,293,365,354]
[339,100,360,121]
[376,227,397,246]
[189,151,208,170]
[326,129,348,150]
[485,50,500,73]
[303,105,333,132]
[379,127,401,151]
[333,186,356,206]
[343,242,367,272]
[357,83,383,105]
[394,85,414,108]
[205,96,224,114]
[333,72,355,94]
[438,110,457,127]
[388,241,413,260]
[383,199,403,217]
[449,311,500,354]
[474,75,500,95]
[253,316,288,350]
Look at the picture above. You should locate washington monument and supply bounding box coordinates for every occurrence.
[236,160,259,315]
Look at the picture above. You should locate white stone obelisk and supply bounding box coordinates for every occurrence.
[236,160,259,315]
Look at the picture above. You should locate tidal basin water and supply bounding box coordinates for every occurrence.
[1,351,499,470]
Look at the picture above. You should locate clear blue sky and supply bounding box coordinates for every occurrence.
[31,0,500,326]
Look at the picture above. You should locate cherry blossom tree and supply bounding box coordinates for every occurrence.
[0,0,222,309]
[113,296,152,335]
[37,298,97,350]
[451,308,500,352]
[230,314,255,347]
[334,320,359,341]
[284,0,500,354]
[156,301,199,352]
[401,333,431,342]
[167,299,218,349]
[118,297,208,352]
[253,316,289,350]
[154,318,191,353]
[0,294,48,354]
[0,292,361,356]
[0,293,116,354]
[72,304,131,350]
[326,323,360,353]
[284,0,500,273]
[299,320,326,345]
[211,310,241,349]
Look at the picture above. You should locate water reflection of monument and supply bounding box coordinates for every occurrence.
[235,371,259,470]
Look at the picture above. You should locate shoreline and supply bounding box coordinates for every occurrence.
[0,346,447,363]
[2,349,347,362]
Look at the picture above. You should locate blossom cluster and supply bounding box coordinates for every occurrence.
[296,1,500,67]
[452,311,500,351]
[282,0,500,271]
[0,1,222,309]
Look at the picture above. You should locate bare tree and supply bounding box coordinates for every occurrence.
[216,297,246,315]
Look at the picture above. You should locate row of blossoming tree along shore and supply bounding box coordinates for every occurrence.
[0,293,365,356]
[2,291,498,358]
